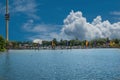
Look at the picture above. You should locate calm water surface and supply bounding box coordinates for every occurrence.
[0,49,120,80]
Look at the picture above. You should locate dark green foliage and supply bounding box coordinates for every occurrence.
[0,35,6,51]
[113,39,119,44]
[0,37,119,49]
[53,38,57,46]
[42,41,51,46]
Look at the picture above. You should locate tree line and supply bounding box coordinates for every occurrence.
[43,38,120,48]
[0,35,120,51]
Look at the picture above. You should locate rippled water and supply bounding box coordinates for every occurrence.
[0,49,120,80]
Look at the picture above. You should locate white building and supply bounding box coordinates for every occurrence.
[33,39,43,45]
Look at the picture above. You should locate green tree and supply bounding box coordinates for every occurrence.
[113,39,119,44]
[59,39,64,46]
[0,35,6,51]
[53,38,57,46]
[74,39,81,46]
[42,41,51,46]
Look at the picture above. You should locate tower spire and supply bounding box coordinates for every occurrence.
[5,0,10,41]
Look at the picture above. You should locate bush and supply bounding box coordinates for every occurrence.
[0,35,6,52]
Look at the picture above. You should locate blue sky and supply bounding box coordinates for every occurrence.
[0,0,120,41]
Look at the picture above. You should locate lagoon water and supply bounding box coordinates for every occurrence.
[0,49,120,80]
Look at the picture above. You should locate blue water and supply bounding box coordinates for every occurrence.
[0,49,120,80]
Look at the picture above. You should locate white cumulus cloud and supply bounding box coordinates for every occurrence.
[61,10,120,40]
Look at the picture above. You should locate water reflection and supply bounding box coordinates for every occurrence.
[2,51,11,80]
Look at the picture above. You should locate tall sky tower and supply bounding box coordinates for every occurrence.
[5,0,10,41]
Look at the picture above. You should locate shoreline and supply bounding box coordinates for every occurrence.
[7,47,120,51]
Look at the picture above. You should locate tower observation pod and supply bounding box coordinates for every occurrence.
[5,0,10,41]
